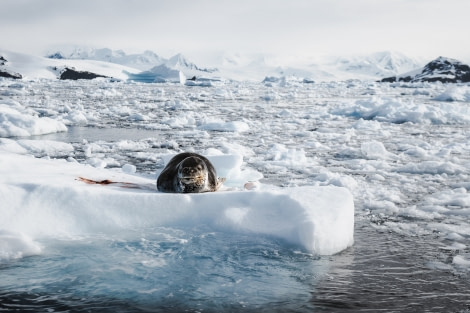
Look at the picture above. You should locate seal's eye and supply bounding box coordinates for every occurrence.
[197,166,202,171]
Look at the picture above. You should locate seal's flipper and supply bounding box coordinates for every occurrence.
[215,177,226,191]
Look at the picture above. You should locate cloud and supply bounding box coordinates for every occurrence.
[1,0,469,61]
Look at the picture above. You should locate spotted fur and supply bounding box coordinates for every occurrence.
[157,153,225,193]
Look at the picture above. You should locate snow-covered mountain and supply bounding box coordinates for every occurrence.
[381,56,470,83]
[334,51,424,79]
[205,51,424,82]
[47,47,218,79]
[1,49,140,80]
[165,53,217,74]
[45,47,425,82]
[46,47,165,71]
[1,47,438,83]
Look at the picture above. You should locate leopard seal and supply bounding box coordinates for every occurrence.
[157,152,225,193]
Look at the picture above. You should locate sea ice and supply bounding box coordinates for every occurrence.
[0,230,42,260]
[336,96,470,124]
[0,104,67,137]
[0,152,355,261]
[360,140,394,160]
[434,86,470,102]
[198,120,250,132]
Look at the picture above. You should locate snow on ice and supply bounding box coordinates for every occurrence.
[0,152,354,260]
[0,101,67,137]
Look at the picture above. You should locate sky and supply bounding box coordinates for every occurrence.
[1,0,470,65]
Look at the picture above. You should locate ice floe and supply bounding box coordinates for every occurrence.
[0,152,354,260]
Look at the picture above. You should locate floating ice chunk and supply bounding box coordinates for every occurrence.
[434,86,470,102]
[199,121,249,132]
[336,97,470,124]
[0,153,354,255]
[214,87,233,99]
[395,161,464,175]
[442,242,467,250]
[0,138,29,154]
[0,138,73,156]
[114,140,150,151]
[0,105,67,137]
[403,146,428,158]
[427,188,470,209]
[353,119,382,131]
[162,114,196,128]
[122,164,137,174]
[0,230,42,261]
[446,232,466,241]
[129,113,149,121]
[203,147,224,156]
[453,255,470,269]
[126,65,183,83]
[66,110,88,125]
[267,144,308,168]
[87,157,107,168]
[425,261,453,271]
[17,139,74,156]
[315,171,358,191]
[361,141,395,160]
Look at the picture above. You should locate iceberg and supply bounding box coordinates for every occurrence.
[126,64,185,83]
[0,152,354,259]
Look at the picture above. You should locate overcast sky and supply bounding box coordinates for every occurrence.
[2,0,469,64]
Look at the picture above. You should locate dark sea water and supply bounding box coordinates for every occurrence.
[1,216,469,312]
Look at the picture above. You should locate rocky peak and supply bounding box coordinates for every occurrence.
[0,56,23,79]
[381,57,470,83]
[420,56,470,81]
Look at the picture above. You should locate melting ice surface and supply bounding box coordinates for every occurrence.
[1,78,470,311]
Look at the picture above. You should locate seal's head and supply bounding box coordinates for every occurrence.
[176,156,209,193]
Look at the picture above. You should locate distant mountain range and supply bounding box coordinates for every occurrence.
[46,47,217,73]
[43,47,426,82]
[2,47,469,83]
[334,51,424,79]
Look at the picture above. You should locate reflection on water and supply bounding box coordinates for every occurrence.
[0,228,327,312]
[313,218,470,312]
[1,219,469,312]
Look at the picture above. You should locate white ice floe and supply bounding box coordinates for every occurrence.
[198,120,250,132]
[360,141,395,160]
[433,86,470,102]
[0,138,73,156]
[0,104,67,137]
[0,152,355,260]
[336,96,470,124]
